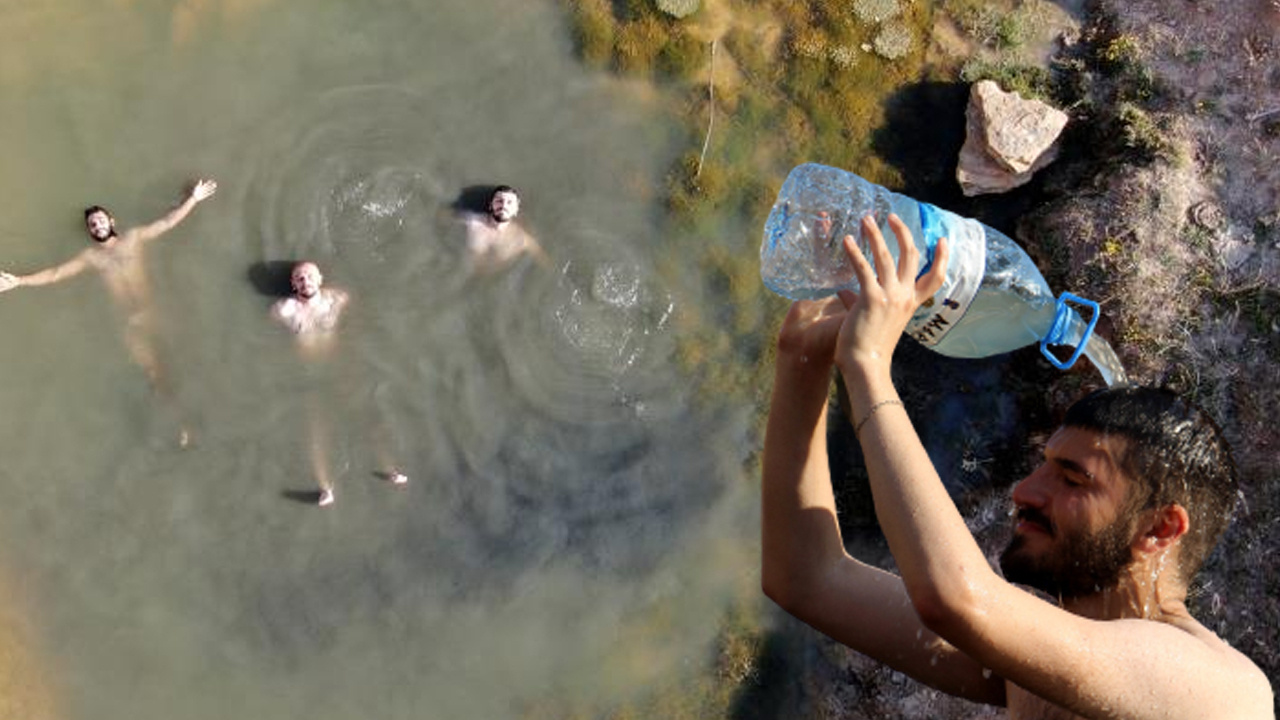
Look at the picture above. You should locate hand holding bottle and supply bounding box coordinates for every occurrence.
[835,214,949,379]
[775,294,848,370]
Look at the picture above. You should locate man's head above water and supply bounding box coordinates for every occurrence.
[1000,385,1238,599]
[487,185,520,225]
[290,261,323,300]
[83,205,117,242]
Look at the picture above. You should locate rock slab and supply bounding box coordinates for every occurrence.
[956,79,1068,196]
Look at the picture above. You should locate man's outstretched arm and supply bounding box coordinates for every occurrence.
[761,296,1004,705]
[833,214,1272,719]
[131,178,217,242]
[0,252,91,292]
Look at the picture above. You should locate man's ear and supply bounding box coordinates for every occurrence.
[1135,503,1189,553]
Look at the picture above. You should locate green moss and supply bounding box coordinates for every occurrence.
[615,15,668,75]
[1099,33,1143,69]
[617,0,659,21]
[666,152,735,226]
[959,59,1054,101]
[994,13,1024,49]
[1114,101,1170,161]
[657,28,706,79]
[565,0,617,67]
[723,25,772,81]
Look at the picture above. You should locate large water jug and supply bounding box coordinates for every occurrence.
[761,163,1125,385]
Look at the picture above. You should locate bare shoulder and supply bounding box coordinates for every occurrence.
[1128,613,1275,718]
[272,296,298,318]
[1174,615,1274,710]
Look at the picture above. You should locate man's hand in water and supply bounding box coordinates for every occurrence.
[0,271,19,293]
[190,178,217,202]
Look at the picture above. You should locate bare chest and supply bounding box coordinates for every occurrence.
[87,243,149,304]
[276,293,343,336]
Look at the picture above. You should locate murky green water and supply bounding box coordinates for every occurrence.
[0,2,755,718]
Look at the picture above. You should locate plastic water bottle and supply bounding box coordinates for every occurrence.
[761,163,1124,383]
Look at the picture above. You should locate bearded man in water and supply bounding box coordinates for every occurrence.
[1,179,216,388]
[1,179,217,445]
[460,185,547,273]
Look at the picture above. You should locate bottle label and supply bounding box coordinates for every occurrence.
[904,204,986,347]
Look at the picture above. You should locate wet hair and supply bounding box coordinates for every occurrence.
[489,185,519,204]
[1063,385,1239,583]
[83,205,117,237]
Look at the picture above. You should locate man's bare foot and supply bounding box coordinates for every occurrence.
[318,488,335,507]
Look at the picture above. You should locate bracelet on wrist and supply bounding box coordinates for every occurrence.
[854,399,904,437]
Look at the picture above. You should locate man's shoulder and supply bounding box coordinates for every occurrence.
[459,210,489,226]
[272,297,300,316]
[1133,613,1273,714]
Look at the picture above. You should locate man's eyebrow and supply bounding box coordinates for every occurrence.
[1051,456,1096,480]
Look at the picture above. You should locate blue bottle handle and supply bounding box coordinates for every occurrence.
[1040,292,1100,370]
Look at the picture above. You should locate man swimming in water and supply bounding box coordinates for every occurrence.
[760,215,1272,718]
[460,185,548,273]
[271,261,407,507]
[0,179,217,442]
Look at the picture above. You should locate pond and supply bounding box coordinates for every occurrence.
[0,2,758,718]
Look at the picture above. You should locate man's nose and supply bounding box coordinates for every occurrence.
[1011,466,1050,508]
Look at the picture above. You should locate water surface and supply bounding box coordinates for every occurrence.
[0,2,755,718]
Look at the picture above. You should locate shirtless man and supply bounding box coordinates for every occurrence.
[761,214,1273,719]
[271,262,406,506]
[460,185,548,273]
[1,180,217,440]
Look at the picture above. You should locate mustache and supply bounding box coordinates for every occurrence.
[1013,507,1054,535]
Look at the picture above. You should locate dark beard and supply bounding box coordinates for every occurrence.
[999,513,1135,599]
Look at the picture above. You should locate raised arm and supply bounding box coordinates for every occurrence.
[761,295,1003,704]
[833,215,1272,719]
[0,252,91,292]
[131,178,217,242]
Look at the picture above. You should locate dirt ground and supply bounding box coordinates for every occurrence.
[1106,0,1280,275]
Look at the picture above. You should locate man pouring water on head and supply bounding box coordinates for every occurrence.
[760,215,1273,718]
